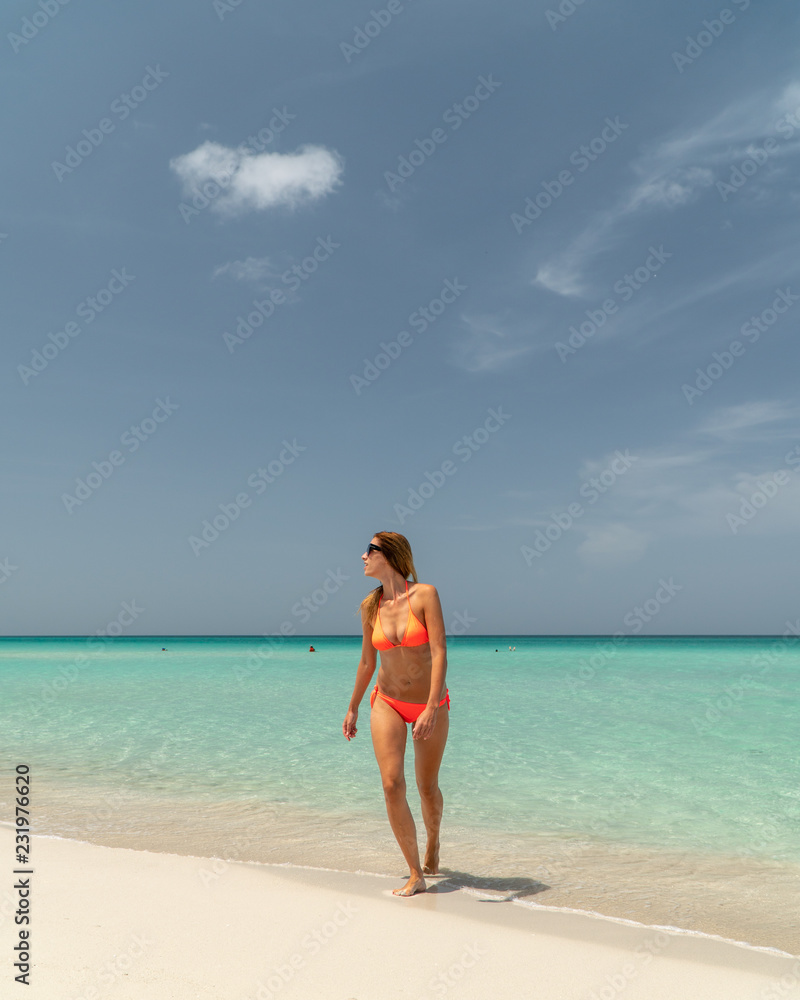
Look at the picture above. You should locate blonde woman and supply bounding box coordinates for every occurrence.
[343,532,450,896]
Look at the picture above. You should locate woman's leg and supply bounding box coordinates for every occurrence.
[370,696,426,895]
[413,704,449,874]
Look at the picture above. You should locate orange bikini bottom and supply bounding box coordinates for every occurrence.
[370,684,450,724]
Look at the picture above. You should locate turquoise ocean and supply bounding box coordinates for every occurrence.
[2,635,799,950]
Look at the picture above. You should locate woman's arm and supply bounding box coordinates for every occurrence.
[343,608,378,740]
[411,585,447,741]
[422,585,447,708]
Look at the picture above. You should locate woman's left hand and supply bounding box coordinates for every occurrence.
[412,706,438,741]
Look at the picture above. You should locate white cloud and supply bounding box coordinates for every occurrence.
[212,257,278,284]
[169,142,343,217]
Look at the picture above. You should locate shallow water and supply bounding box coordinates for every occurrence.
[2,635,798,951]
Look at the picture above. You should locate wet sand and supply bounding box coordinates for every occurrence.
[11,783,799,956]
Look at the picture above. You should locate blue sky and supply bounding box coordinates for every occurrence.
[2,0,799,636]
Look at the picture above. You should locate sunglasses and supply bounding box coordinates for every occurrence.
[366,543,383,556]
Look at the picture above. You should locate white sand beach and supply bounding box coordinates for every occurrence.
[2,826,798,1000]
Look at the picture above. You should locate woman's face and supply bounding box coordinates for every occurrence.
[362,537,385,579]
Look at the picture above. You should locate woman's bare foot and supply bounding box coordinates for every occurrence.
[422,843,439,874]
[393,875,427,896]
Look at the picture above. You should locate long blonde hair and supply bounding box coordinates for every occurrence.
[359,531,419,625]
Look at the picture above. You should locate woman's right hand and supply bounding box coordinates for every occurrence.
[343,709,358,741]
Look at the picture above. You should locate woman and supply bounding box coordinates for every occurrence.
[343,532,450,897]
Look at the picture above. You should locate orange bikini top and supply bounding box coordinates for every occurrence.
[372,581,429,650]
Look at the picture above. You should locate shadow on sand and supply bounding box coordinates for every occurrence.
[424,869,550,901]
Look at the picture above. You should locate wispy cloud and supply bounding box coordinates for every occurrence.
[513,400,800,564]
[169,142,344,217]
[577,523,651,565]
[450,312,546,372]
[533,80,800,299]
[694,400,800,443]
[626,166,714,212]
[599,412,800,539]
